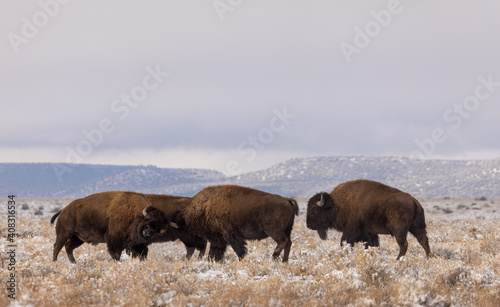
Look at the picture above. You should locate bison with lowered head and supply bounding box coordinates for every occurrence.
[142,194,207,259]
[172,185,299,262]
[51,191,170,263]
[307,179,431,260]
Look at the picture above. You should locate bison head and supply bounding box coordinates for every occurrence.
[135,206,169,242]
[306,192,334,240]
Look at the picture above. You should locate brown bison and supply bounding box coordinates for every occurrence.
[51,191,170,263]
[172,185,299,262]
[143,194,207,259]
[306,180,431,260]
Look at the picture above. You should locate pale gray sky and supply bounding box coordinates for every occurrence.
[2,1,499,175]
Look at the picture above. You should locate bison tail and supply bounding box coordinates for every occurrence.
[50,210,62,224]
[412,197,427,229]
[288,198,299,216]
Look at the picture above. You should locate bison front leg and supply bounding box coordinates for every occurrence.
[183,242,206,260]
[227,234,248,261]
[340,233,346,247]
[208,241,227,262]
[181,236,207,260]
[106,238,124,261]
[341,230,362,247]
[197,240,207,259]
[368,234,380,247]
[184,246,196,260]
[341,219,363,248]
[129,244,149,261]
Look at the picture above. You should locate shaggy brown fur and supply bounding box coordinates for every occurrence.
[51,191,169,263]
[174,185,299,262]
[306,179,431,260]
[143,194,207,259]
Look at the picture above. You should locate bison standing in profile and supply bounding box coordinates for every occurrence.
[51,191,170,263]
[143,194,207,259]
[306,179,431,260]
[172,185,299,262]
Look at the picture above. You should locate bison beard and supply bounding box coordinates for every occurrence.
[306,180,431,260]
[175,185,299,263]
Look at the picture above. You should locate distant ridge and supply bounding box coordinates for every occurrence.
[0,163,225,198]
[1,156,499,198]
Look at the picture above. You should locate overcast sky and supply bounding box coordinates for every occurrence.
[2,1,499,175]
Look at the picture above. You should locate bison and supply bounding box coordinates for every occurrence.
[171,185,299,262]
[306,179,431,260]
[142,194,207,259]
[51,191,170,263]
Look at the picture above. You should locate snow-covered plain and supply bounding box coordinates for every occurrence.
[1,198,499,306]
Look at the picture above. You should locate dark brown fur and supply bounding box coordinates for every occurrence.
[306,180,431,260]
[143,194,207,259]
[51,191,169,263]
[175,185,299,262]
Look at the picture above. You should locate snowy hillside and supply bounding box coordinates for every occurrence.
[1,156,499,198]
[231,156,500,198]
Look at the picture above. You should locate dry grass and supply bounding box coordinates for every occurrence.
[1,204,499,306]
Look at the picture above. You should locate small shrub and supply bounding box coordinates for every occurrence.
[34,208,43,216]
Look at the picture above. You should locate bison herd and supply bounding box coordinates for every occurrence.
[51,180,432,263]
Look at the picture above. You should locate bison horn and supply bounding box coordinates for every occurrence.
[142,208,148,216]
[317,193,325,207]
[170,222,179,229]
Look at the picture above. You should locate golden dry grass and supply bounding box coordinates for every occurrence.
[1,203,499,306]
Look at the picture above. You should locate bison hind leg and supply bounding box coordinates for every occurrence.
[270,234,291,262]
[281,238,292,263]
[409,226,431,258]
[53,231,73,262]
[65,235,84,263]
[394,231,409,260]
